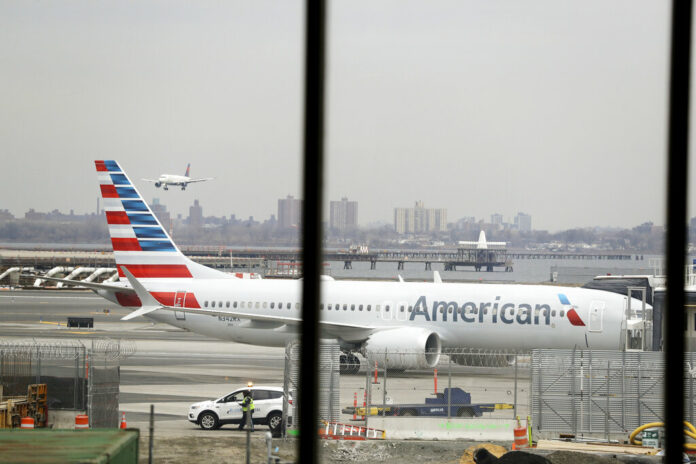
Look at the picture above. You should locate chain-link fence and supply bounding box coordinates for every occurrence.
[88,339,134,427]
[0,339,134,428]
[531,349,696,439]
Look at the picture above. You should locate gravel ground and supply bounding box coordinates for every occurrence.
[137,436,665,463]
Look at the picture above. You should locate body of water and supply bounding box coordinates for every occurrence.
[324,255,664,285]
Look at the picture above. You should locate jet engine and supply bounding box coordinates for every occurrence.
[154,182,162,188]
[363,327,441,370]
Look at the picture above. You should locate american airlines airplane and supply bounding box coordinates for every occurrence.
[49,160,647,373]
[142,163,213,190]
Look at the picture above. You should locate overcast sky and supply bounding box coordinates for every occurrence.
[0,1,685,232]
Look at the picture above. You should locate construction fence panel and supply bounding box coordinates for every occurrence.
[531,349,696,436]
[0,341,87,410]
[87,339,133,428]
[284,341,341,434]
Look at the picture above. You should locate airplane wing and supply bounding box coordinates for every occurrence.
[119,267,376,341]
[186,177,214,183]
[141,178,158,183]
[135,305,376,341]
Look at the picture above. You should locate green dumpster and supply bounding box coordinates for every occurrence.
[0,429,139,463]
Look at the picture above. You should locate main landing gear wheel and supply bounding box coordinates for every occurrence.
[339,352,360,375]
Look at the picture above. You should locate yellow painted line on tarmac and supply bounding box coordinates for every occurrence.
[40,321,66,326]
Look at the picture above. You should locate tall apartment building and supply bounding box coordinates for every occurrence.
[278,195,303,229]
[515,212,532,232]
[329,197,358,232]
[189,199,203,229]
[394,201,447,234]
[490,213,503,226]
[394,207,415,234]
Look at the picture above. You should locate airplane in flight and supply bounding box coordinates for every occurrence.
[43,160,648,373]
[142,163,213,190]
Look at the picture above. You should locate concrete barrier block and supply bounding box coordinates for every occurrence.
[368,417,516,441]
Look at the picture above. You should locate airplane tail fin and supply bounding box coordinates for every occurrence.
[95,160,230,281]
[185,163,191,177]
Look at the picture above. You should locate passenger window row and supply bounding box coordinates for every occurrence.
[201,300,386,312]
[200,300,565,318]
[204,300,299,309]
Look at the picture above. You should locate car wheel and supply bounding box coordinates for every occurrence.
[199,411,219,430]
[267,412,283,437]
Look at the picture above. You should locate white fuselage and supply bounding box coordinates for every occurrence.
[137,278,629,351]
[158,174,190,186]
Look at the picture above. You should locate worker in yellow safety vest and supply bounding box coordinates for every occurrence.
[238,390,255,431]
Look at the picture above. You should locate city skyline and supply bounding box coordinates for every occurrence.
[1,197,663,235]
[1,1,685,232]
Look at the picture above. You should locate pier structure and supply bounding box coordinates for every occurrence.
[1,245,642,285]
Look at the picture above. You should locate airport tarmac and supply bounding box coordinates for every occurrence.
[0,288,529,463]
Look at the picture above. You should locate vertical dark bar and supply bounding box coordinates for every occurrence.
[148,404,154,464]
[300,0,326,462]
[665,1,691,461]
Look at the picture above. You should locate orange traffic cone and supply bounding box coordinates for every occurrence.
[120,412,127,429]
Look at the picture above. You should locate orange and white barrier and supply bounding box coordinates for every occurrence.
[120,412,127,429]
[512,416,529,449]
[75,414,89,430]
[319,420,385,440]
[20,417,34,429]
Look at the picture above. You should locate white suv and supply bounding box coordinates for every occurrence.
[188,386,290,435]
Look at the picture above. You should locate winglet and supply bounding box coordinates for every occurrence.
[119,266,162,320]
[433,271,442,284]
[397,275,404,283]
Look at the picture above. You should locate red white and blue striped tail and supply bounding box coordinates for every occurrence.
[95,160,229,281]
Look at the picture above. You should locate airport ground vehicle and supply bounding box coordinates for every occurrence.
[188,386,290,434]
[345,388,507,417]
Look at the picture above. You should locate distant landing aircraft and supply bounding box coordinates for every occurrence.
[142,164,213,190]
